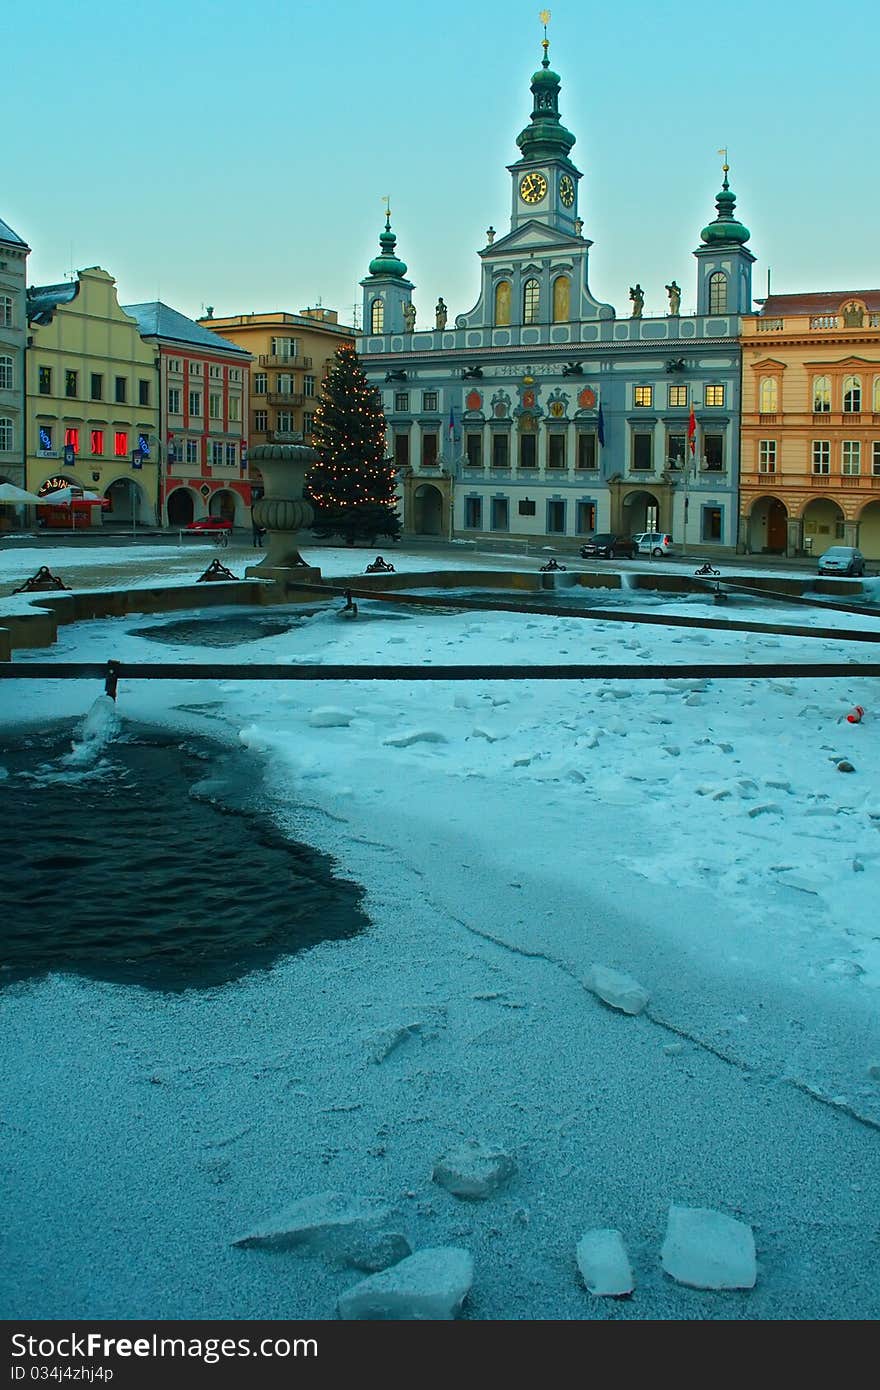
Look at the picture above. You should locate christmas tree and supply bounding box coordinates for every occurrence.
[306,343,401,545]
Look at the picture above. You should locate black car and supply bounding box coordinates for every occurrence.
[579,532,638,559]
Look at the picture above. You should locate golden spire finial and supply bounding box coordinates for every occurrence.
[539,9,551,61]
[381,195,391,229]
[717,146,729,174]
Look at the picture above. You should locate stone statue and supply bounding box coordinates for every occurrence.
[403,301,416,333]
[435,297,448,330]
[486,226,496,246]
[665,280,681,316]
[574,218,584,237]
[629,284,644,318]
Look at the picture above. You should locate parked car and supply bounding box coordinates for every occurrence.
[184,515,234,532]
[817,545,866,576]
[579,532,638,559]
[632,531,675,557]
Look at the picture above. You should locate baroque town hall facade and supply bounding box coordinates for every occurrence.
[356,38,755,551]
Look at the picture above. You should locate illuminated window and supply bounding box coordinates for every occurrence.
[813,376,831,412]
[842,440,861,475]
[114,431,128,457]
[811,440,830,475]
[494,280,511,326]
[704,384,725,407]
[668,385,687,407]
[90,429,104,456]
[708,272,727,313]
[758,439,776,472]
[843,376,862,412]
[634,386,653,407]
[523,279,540,324]
[64,427,79,452]
[759,378,778,412]
[874,377,880,411]
[552,275,570,323]
[370,299,384,334]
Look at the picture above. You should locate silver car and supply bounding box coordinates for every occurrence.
[817,546,866,576]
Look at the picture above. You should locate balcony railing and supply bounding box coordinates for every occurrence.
[810,315,839,329]
[268,430,304,443]
[267,392,304,407]
[258,354,313,369]
[756,318,784,332]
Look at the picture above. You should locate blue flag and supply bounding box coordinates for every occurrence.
[597,401,606,447]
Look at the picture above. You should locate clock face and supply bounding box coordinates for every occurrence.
[559,174,575,208]
[519,171,548,205]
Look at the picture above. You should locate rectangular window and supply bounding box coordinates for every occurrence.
[65,370,78,398]
[254,409,268,432]
[276,411,293,432]
[667,433,686,468]
[548,433,567,469]
[394,392,409,412]
[114,431,128,457]
[254,372,267,394]
[114,376,127,403]
[702,506,722,541]
[189,361,202,376]
[704,384,725,407]
[228,396,241,422]
[211,441,224,467]
[873,441,880,477]
[812,440,830,475]
[422,432,438,467]
[90,373,103,400]
[277,373,294,395]
[547,499,566,534]
[576,433,597,470]
[271,337,297,359]
[138,379,150,406]
[667,385,688,407]
[465,433,482,468]
[209,393,222,419]
[758,439,776,473]
[464,496,482,529]
[64,426,79,452]
[492,432,509,469]
[518,499,536,516]
[38,366,52,395]
[519,433,536,468]
[90,429,104,455]
[303,374,315,398]
[632,433,653,470]
[0,357,12,390]
[0,418,12,451]
[490,497,509,531]
[0,296,12,329]
[229,369,240,383]
[703,434,723,470]
[186,439,200,464]
[168,358,181,373]
[576,501,596,534]
[226,443,237,466]
[422,391,438,412]
[189,390,202,416]
[38,425,53,451]
[168,387,182,414]
[842,440,861,475]
[303,412,315,435]
[634,385,653,408]
[394,433,410,468]
[209,365,221,379]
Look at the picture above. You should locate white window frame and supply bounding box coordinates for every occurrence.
[758,439,777,473]
[0,355,13,391]
[842,376,862,413]
[0,416,13,451]
[759,378,777,412]
[0,295,12,328]
[168,387,181,414]
[842,440,861,475]
[189,390,202,417]
[811,440,830,475]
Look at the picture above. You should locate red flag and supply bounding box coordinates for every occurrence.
[687,403,697,456]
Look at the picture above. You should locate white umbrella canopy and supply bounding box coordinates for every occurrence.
[39,486,105,505]
[0,483,44,504]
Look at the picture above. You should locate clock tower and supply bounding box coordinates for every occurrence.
[507,30,581,236]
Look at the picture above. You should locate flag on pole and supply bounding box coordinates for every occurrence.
[448,402,455,442]
[597,400,606,447]
[687,402,697,456]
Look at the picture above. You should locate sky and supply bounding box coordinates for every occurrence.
[1,542,880,1317]
[6,1,879,325]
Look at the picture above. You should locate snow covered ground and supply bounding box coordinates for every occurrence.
[1,543,879,1320]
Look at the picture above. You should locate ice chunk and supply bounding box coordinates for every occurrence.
[367,1023,422,1064]
[576,1228,634,1297]
[586,964,650,1016]
[384,729,449,747]
[661,1205,756,1289]
[233,1192,410,1271]
[432,1141,515,1199]
[338,1247,473,1321]
[308,706,353,727]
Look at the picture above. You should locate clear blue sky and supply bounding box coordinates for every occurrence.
[7,0,877,327]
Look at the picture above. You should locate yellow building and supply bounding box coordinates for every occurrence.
[26,267,160,526]
[741,291,880,558]
[197,308,353,490]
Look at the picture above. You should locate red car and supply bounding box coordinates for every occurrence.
[185,515,234,532]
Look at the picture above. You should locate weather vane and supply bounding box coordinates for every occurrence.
[382,194,391,223]
[717,146,729,173]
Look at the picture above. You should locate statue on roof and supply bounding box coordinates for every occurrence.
[665,281,681,316]
[403,301,416,333]
[629,284,644,318]
[435,297,448,330]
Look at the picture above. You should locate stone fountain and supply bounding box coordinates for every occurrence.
[245,444,322,588]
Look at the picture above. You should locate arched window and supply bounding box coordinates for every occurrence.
[0,355,12,391]
[708,272,727,314]
[370,298,384,334]
[0,417,13,452]
[812,375,831,412]
[759,377,778,412]
[523,278,540,325]
[0,296,12,329]
[552,275,570,324]
[494,280,511,327]
[843,375,861,412]
[873,376,880,412]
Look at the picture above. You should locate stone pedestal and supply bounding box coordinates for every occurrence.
[245,444,320,581]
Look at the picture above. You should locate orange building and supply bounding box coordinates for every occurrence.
[740,291,880,558]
